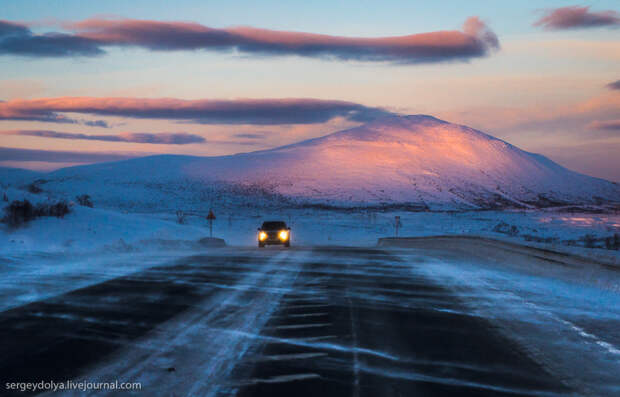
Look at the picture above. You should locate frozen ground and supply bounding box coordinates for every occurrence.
[3,205,618,252]
[0,205,210,254]
[1,205,619,264]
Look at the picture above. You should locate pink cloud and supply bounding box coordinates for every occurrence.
[0,146,141,163]
[534,6,620,30]
[70,16,498,62]
[0,96,392,124]
[1,129,206,144]
[0,20,103,57]
[607,80,620,90]
[1,17,499,62]
[588,119,620,131]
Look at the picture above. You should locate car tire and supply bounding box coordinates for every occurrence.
[258,243,265,248]
[284,242,290,247]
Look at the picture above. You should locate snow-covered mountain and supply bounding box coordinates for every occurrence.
[11,115,620,210]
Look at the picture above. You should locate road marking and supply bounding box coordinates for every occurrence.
[287,304,330,309]
[271,323,331,330]
[519,300,620,358]
[259,352,327,361]
[558,319,620,356]
[503,288,620,358]
[250,373,321,384]
[287,312,329,318]
[281,297,328,302]
[296,335,337,342]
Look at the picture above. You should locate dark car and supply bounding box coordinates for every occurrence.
[258,221,291,247]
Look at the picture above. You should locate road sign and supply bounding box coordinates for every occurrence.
[207,209,216,237]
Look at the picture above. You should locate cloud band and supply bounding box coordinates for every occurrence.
[1,129,206,144]
[0,96,393,125]
[534,6,620,30]
[1,17,499,63]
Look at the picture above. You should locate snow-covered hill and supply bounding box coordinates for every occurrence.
[0,167,42,186]
[8,115,620,210]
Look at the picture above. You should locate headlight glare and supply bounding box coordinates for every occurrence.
[259,231,267,241]
[279,230,289,240]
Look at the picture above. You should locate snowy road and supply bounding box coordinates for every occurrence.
[1,241,619,396]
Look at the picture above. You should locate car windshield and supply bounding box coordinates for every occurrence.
[261,221,287,230]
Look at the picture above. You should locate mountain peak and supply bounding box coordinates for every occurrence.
[347,114,449,133]
[43,114,619,210]
[318,113,495,145]
[370,114,448,125]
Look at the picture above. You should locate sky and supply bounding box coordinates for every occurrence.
[0,0,619,181]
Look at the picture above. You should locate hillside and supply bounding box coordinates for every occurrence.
[10,115,620,211]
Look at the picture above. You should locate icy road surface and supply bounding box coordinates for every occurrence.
[1,240,619,396]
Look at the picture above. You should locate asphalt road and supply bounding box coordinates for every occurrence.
[1,243,618,396]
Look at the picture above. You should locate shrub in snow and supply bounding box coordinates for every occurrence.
[2,200,35,227]
[36,201,70,218]
[27,183,42,194]
[523,234,558,244]
[76,194,94,208]
[604,234,619,250]
[2,193,7,202]
[493,221,519,236]
[2,199,71,228]
[582,234,596,249]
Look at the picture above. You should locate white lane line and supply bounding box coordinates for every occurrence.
[259,352,328,361]
[520,300,620,358]
[287,304,330,309]
[250,373,320,384]
[298,335,338,342]
[516,294,620,358]
[281,297,328,302]
[271,323,332,330]
[558,319,620,356]
[287,312,329,318]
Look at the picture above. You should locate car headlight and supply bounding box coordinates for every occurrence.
[279,230,289,240]
[258,231,267,241]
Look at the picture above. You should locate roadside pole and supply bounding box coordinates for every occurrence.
[207,209,216,237]
[394,215,402,237]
